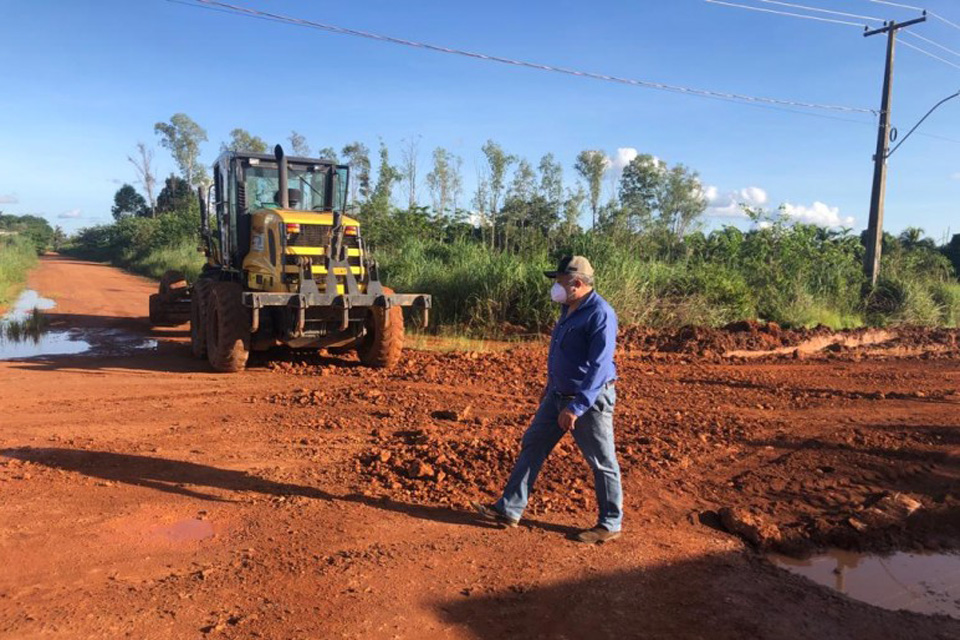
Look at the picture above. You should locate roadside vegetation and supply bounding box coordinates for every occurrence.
[0,214,62,310]
[67,208,204,283]
[65,113,960,334]
[1,307,48,343]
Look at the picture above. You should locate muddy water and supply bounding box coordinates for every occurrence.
[0,289,156,359]
[771,550,960,619]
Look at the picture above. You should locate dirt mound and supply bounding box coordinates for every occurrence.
[353,425,686,516]
[883,326,960,350]
[620,323,960,361]
[620,322,829,357]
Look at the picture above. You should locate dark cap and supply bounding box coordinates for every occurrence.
[544,255,594,279]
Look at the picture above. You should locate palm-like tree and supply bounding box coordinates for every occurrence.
[899,227,928,250]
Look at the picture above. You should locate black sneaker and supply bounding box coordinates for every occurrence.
[470,501,519,528]
[574,526,621,544]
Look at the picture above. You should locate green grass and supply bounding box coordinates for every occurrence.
[405,329,530,353]
[66,208,960,333]
[379,234,959,335]
[932,282,960,327]
[792,305,864,330]
[0,236,38,310]
[64,210,205,286]
[127,243,205,282]
[2,307,48,343]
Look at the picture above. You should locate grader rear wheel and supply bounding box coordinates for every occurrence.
[356,287,404,369]
[189,279,212,359]
[205,281,250,373]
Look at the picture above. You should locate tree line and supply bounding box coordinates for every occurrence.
[107,112,960,290]
[114,113,716,257]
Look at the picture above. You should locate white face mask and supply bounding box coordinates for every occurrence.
[550,282,568,304]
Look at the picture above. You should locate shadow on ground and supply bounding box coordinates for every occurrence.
[1,448,577,536]
[435,551,960,640]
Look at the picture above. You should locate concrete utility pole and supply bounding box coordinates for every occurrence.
[862,15,927,289]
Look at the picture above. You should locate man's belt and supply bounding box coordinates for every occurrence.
[553,380,615,400]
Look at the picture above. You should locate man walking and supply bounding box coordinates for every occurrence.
[473,256,622,543]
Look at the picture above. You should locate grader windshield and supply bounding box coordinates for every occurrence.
[243,162,348,211]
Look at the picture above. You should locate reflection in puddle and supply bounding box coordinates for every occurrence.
[0,330,92,359]
[0,289,157,360]
[5,289,56,317]
[154,518,215,543]
[771,549,960,619]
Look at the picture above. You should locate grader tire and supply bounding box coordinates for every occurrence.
[189,279,212,359]
[205,281,250,373]
[357,287,404,369]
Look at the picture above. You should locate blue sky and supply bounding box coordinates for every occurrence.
[1,0,959,240]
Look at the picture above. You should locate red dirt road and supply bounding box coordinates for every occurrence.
[1,255,958,639]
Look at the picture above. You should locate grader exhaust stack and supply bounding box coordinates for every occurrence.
[275,144,289,209]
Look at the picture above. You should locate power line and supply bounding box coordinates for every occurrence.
[864,0,924,11]
[863,0,960,32]
[705,0,868,27]
[929,11,960,33]
[756,0,883,23]
[172,0,876,115]
[710,0,960,150]
[914,129,960,144]
[903,30,960,59]
[900,38,960,70]
[887,89,960,157]
[169,0,960,147]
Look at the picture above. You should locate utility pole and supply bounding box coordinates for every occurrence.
[862,15,926,289]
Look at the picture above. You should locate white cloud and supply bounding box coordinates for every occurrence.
[605,148,664,175]
[0,194,18,204]
[704,183,851,228]
[951,172,960,181]
[465,211,490,228]
[705,186,768,218]
[58,209,82,219]
[608,148,638,172]
[781,202,853,228]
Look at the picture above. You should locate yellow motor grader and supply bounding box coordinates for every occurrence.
[149,145,431,372]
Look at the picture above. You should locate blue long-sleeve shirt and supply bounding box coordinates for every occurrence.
[546,290,618,416]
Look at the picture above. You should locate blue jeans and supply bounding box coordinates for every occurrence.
[495,385,623,531]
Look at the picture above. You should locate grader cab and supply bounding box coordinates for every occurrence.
[149,145,431,372]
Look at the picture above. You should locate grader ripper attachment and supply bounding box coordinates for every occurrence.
[148,144,431,372]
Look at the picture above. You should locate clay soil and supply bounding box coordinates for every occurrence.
[1,255,958,639]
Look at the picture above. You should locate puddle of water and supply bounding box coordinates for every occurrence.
[0,289,88,359]
[153,518,215,543]
[771,549,960,619]
[0,289,157,360]
[0,330,92,359]
[6,289,56,317]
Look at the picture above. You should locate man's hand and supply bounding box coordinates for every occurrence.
[558,408,578,432]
